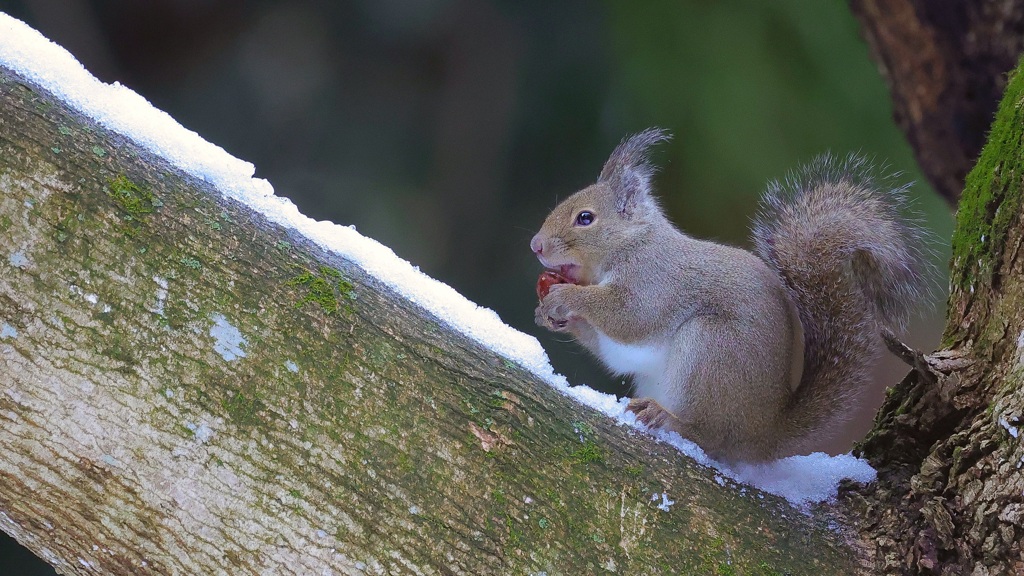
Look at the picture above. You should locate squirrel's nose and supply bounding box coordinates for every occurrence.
[530,234,544,255]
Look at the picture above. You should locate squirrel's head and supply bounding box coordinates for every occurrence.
[530,128,671,285]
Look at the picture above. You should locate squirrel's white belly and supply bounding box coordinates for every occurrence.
[594,324,700,411]
[594,331,667,378]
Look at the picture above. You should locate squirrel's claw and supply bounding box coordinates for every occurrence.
[535,304,570,331]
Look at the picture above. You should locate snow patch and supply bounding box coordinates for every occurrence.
[652,492,675,512]
[563,391,876,505]
[153,276,168,316]
[8,251,28,268]
[209,313,247,361]
[185,421,215,443]
[728,453,876,506]
[0,13,875,506]
[285,360,299,373]
[99,454,120,468]
[69,284,99,306]
[0,323,17,339]
[1000,415,1020,439]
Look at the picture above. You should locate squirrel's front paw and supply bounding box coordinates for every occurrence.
[535,302,571,331]
[535,284,577,331]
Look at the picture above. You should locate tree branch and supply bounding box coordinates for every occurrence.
[0,66,865,574]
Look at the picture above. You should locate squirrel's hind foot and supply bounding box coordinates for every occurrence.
[627,397,683,432]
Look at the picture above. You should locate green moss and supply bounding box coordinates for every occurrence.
[368,339,397,366]
[395,451,415,474]
[288,265,355,315]
[504,513,523,546]
[947,445,965,477]
[222,390,266,426]
[572,420,594,438]
[91,145,106,157]
[950,58,1024,296]
[571,441,604,465]
[625,464,644,476]
[107,174,162,221]
[487,390,506,408]
[179,255,202,270]
[893,397,912,416]
[755,561,784,576]
[52,214,74,243]
[161,297,195,329]
[101,341,135,367]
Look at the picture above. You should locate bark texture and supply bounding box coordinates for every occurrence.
[849,58,1024,575]
[0,67,865,574]
[849,0,1024,205]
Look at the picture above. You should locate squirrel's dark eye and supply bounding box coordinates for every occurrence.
[575,211,595,226]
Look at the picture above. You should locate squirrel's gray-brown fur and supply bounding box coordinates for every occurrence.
[531,128,931,462]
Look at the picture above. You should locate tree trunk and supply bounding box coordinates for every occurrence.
[0,66,867,574]
[848,0,1024,206]
[847,58,1024,574]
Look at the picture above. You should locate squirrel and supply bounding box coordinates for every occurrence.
[531,128,931,463]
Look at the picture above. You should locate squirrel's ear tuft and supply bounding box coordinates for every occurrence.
[598,127,671,216]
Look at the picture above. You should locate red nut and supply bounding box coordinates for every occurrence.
[537,271,571,300]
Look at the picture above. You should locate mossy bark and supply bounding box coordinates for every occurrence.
[851,57,1024,575]
[0,67,866,574]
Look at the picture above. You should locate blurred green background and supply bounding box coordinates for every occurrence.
[0,0,954,572]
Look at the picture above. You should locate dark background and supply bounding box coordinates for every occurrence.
[0,1,953,573]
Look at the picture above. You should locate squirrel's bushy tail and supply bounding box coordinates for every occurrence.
[751,153,932,448]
